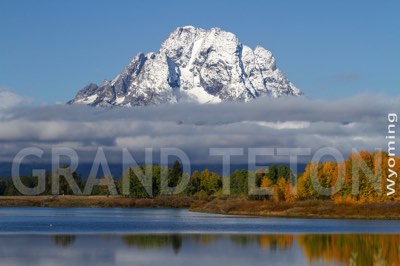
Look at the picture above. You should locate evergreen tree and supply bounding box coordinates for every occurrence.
[128,168,150,198]
[231,170,249,196]
[169,160,183,187]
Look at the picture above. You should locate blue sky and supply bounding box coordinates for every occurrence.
[0,0,399,104]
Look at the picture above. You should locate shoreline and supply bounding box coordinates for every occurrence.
[190,198,400,220]
[1,196,400,220]
[0,195,192,208]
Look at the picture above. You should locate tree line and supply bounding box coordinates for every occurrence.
[0,151,399,202]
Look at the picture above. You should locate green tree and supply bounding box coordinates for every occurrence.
[125,167,150,198]
[230,170,249,196]
[117,165,163,198]
[0,179,7,195]
[199,169,222,195]
[169,160,183,187]
[186,170,201,195]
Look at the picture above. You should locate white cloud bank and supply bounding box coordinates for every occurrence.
[0,90,26,110]
[0,93,398,165]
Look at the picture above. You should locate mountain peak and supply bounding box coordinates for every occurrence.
[69,26,303,107]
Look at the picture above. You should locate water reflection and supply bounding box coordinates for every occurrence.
[122,234,183,254]
[42,234,400,266]
[52,235,76,247]
[230,235,294,251]
[297,234,400,265]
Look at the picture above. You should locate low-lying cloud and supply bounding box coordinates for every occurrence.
[0,93,398,167]
[0,90,27,110]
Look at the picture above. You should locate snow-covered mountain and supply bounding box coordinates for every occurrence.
[69,26,302,107]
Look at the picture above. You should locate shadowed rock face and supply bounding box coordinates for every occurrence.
[69,26,303,107]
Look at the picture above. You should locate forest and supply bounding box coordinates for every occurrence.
[0,150,399,203]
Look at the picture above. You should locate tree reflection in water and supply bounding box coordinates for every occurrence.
[122,234,183,254]
[230,235,293,251]
[50,233,400,265]
[52,235,76,247]
[297,234,400,266]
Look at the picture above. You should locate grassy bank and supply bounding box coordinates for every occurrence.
[1,195,400,219]
[0,195,192,208]
[190,197,400,220]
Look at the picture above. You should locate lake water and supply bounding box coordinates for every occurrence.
[0,208,399,265]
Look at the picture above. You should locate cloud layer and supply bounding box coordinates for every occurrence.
[0,93,398,166]
[0,90,27,110]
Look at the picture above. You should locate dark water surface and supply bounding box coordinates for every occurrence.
[0,208,399,265]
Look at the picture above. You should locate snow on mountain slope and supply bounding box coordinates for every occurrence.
[69,26,303,107]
